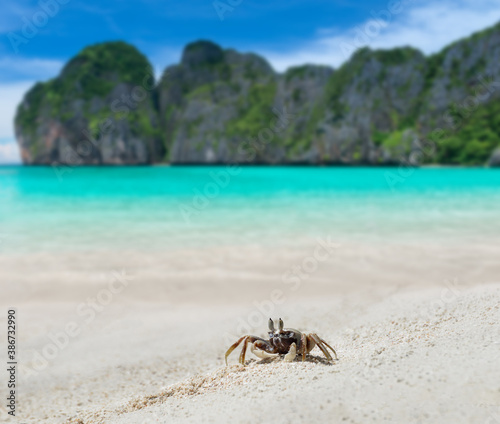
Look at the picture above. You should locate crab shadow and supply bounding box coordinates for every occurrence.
[246,354,337,367]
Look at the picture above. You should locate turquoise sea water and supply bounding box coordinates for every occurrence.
[1,166,499,253]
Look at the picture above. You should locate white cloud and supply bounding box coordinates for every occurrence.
[0,57,63,82]
[0,81,35,139]
[262,0,500,71]
[0,139,21,164]
[0,80,31,162]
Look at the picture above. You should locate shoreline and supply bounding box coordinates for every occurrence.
[2,163,498,168]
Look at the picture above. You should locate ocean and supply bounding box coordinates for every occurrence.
[1,166,499,254]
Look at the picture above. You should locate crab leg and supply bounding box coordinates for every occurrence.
[299,333,308,361]
[226,336,272,365]
[225,336,247,365]
[239,336,250,364]
[318,336,338,360]
[284,342,297,362]
[310,333,334,362]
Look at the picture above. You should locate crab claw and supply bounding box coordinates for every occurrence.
[284,343,297,362]
[250,343,278,360]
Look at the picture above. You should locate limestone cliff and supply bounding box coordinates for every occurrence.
[15,41,163,165]
[15,22,500,166]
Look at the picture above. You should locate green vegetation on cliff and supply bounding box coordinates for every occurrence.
[64,41,153,94]
[15,83,46,137]
[17,42,154,130]
[15,41,161,164]
[226,81,277,136]
[435,99,500,165]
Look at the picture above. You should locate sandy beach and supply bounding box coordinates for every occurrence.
[2,236,499,424]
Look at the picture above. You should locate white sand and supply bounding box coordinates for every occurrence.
[1,239,499,423]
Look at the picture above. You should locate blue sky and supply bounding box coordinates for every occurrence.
[1,0,500,163]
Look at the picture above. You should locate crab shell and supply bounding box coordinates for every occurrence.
[267,327,303,354]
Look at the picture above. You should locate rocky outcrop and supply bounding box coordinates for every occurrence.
[15,41,163,165]
[157,42,335,164]
[416,23,500,164]
[157,43,426,165]
[157,40,278,163]
[15,22,500,166]
[488,148,500,166]
[313,47,427,164]
[157,25,500,166]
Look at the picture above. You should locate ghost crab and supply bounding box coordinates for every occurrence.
[225,318,338,365]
